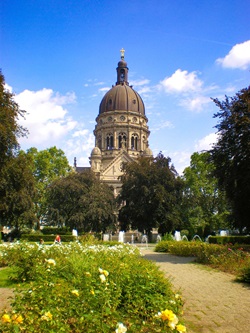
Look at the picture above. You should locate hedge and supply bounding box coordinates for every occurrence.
[21,234,76,242]
[208,236,250,245]
[41,227,71,235]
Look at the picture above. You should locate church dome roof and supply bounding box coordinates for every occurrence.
[91,146,101,156]
[99,84,145,115]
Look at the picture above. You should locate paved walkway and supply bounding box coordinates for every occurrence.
[140,248,250,333]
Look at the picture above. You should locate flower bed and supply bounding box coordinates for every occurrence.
[0,242,186,332]
[155,240,250,281]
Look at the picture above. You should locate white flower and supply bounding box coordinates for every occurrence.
[115,322,127,333]
[45,258,56,266]
[99,274,106,283]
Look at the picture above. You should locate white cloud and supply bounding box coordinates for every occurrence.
[131,79,150,86]
[216,40,250,69]
[195,132,218,151]
[4,83,13,92]
[99,87,110,93]
[151,121,174,132]
[159,69,203,93]
[14,88,77,146]
[180,95,212,112]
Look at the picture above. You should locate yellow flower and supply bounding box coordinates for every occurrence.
[176,324,187,332]
[85,272,91,277]
[41,311,53,321]
[71,289,79,297]
[160,309,175,321]
[12,314,23,324]
[1,314,11,323]
[90,289,95,295]
[99,268,109,276]
[168,314,178,330]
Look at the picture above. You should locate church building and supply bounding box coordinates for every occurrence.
[76,49,153,195]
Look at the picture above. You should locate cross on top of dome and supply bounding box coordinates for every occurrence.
[120,48,125,60]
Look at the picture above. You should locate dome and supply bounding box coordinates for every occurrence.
[99,84,145,115]
[118,59,128,68]
[91,146,101,156]
[143,147,153,157]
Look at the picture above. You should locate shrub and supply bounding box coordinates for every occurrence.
[0,243,186,332]
[41,227,71,235]
[208,236,250,245]
[21,234,76,242]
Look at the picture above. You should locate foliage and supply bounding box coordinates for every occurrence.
[0,72,35,229]
[46,171,116,232]
[0,152,36,230]
[41,227,71,235]
[118,153,183,234]
[21,234,76,242]
[0,72,27,169]
[211,86,250,232]
[24,147,72,228]
[0,243,186,332]
[155,240,250,281]
[181,152,230,238]
[208,235,250,245]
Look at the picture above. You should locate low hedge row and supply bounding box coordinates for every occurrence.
[40,227,71,235]
[208,236,250,245]
[21,234,76,242]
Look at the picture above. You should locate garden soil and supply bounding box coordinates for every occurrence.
[141,247,250,333]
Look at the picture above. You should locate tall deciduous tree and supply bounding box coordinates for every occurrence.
[182,152,230,238]
[0,153,36,230]
[0,72,35,230]
[118,153,183,234]
[0,71,27,169]
[46,172,116,232]
[211,86,250,233]
[25,147,72,228]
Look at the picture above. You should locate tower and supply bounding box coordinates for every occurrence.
[89,50,152,195]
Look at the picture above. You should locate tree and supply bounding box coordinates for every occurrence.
[0,71,27,169]
[0,72,35,231]
[211,86,250,233]
[118,153,183,234]
[182,152,230,238]
[25,147,72,228]
[0,153,36,231]
[46,172,116,232]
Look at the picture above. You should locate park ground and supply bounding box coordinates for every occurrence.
[1,247,250,332]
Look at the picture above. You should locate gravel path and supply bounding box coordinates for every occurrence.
[141,248,250,333]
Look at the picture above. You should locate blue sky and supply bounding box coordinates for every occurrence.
[1,0,250,174]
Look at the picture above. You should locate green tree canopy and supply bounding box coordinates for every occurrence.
[0,72,27,168]
[45,171,116,233]
[24,147,72,228]
[211,86,250,233]
[0,153,36,230]
[118,153,183,234]
[182,152,230,238]
[0,72,35,231]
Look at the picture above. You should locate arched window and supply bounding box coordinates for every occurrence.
[106,133,114,150]
[118,132,127,148]
[131,133,138,150]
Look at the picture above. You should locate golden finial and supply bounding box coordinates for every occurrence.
[120,48,125,60]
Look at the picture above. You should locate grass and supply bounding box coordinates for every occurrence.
[0,267,17,288]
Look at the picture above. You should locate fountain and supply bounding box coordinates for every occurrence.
[181,235,189,241]
[192,234,202,242]
[141,234,148,248]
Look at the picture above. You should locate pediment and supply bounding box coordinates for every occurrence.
[101,150,134,180]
